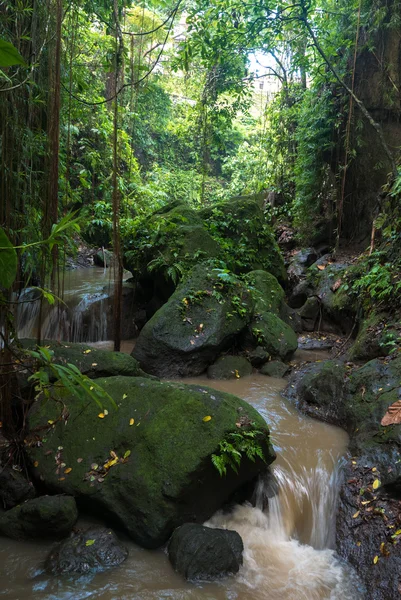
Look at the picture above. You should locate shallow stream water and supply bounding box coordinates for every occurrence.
[0,375,364,600]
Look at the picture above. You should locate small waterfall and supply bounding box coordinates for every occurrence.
[15,268,131,344]
[206,455,363,600]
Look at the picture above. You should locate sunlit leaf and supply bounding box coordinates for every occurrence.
[124,450,131,459]
[0,39,26,67]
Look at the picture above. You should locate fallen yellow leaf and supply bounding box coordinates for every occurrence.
[64,467,72,474]
[123,394,128,399]
[356,541,361,547]
[372,467,377,472]
[103,409,108,416]
[352,511,360,519]
[91,363,98,366]
[129,418,135,426]
[48,420,54,425]
[373,555,379,564]
[83,349,92,354]
[98,413,105,419]
[33,461,39,467]
[203,415,212,422]
[373,479,381,490]
[234,369,240,379]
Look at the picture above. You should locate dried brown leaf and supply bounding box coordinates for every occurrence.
[381,400,401,426]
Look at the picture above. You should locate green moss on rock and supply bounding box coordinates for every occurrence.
[207,356,253,379]
[26,376,275,549]
[132,263,254,377]
[244,270,285,315]
[249,312,298,360]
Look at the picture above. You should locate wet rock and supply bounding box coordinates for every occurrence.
[279,304,303,334]
[133,263,254,377]
[0,466,35,510]
[27,376,275,549]
[298,297,321,331]
[260,360,289,378]
[207,356,252,380]
[45,526,129,574]
[247,346,270,367]
[168,523,243,581]
[288,279,313,309]
[0,495,77,540]
[286,360,347,426]
[247,312,298,361]
[288,248,318,286]
[297,335,334,352]
[337,456,401,600]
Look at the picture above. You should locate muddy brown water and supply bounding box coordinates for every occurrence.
[0,375,364,600]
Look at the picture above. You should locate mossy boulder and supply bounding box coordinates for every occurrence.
[26,375,275,549]
[0,495,77,540]
[200,198,286,281]
[207,356,252,380]
[349,313,400,361]
[123,203,221,284]
[21,340,146,380]
[248,312,298,361]
[260,360,289,378]
[244,270,285,315]
[132,264,254,377]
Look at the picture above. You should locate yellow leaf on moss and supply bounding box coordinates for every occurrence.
[64,467,72,474]
[129,418,134,426]
[203,415,212,422]
[83,349,91,354]
[98,413,105,419]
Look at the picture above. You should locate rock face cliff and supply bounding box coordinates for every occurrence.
[341,3,401,240]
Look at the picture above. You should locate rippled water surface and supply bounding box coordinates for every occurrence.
[0,375,364,600]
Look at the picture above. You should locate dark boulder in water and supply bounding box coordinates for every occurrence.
[168,523,243,581]
[45,526,128,574]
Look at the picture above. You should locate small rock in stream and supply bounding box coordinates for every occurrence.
[168,523,243,581]
[45,526,129,574]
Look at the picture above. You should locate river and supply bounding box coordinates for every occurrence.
[0,374,364,600]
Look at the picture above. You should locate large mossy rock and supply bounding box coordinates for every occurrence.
[207,356,252,380]
[260,360,289,378]
[168,523,243,581]
[46,526,129,575]
[124,202,221,283]
[0,495,77,540]
[200,198,286,281]
[132,264,254,377]
[26,376,275,549]
[248,312,298,361]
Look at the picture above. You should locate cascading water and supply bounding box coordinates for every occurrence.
[16,268,128,343]
[0,372,364,600]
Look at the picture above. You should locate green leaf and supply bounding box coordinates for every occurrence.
[0,227,17,289]
[85,539,95,546]
[0,39,26,67]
